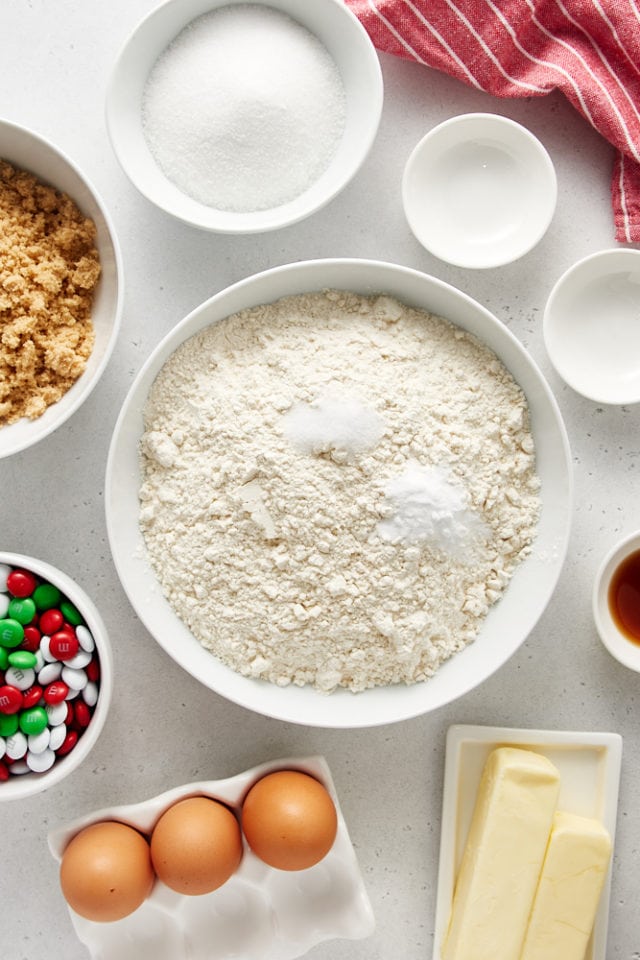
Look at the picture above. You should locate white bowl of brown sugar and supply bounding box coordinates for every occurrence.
[0,118,123,459]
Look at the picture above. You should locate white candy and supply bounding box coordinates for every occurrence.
[82,681,99,707]
[49,724,67,751]
[38,662,62,685]
[63,649,92,670]
[61,666,87,691]
[40,636,56,663]
[9,760,30,775]
[0,736,5,760]
[5,666,35,691]
[34,649,45,672]
[64,686,80,700]
[76,625,95,652]
[27,748,56,773]
[0,594,9,618]
[0,563,10,591]
[45,701,67,726]
[28,728,51,755]
[6,731,27,760]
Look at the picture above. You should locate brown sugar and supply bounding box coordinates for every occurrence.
[0,160,101,426]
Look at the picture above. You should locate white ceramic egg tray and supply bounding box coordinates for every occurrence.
[48,755,375,960]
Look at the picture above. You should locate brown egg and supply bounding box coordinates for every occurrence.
[150,796,242,895]
[241,769,338,871]
[59,820,155,922]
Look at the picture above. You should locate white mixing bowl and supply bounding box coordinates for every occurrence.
[106,259,572,728]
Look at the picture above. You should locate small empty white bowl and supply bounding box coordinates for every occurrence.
[544,248,640,405]
[106,0,383,233]
[402,113,557,269]
[593,530,640,672]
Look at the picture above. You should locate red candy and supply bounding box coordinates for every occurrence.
[86,657,100,682]
[39,608,64,635]
[0,762,9,782]
[56,730,78,756]
[6,569,37,598]
[0,685,23,715]
[49,630,79,661]
[44,681,69,704]
[22,685,43,709]
[72,701,91,729]
[21,625,41,652]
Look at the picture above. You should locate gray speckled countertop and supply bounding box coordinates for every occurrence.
[1,2,639,957]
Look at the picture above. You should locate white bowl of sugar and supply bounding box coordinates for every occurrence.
[106,0,383,233]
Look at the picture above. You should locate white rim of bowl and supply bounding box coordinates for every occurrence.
[543,248,640,405]
[105,0,383,234]
[402,112,557,269]
[0,117,124,459]
[0,551,113,800]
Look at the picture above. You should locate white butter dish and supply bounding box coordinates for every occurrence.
[48,755,375,960]
[432,725,622,960]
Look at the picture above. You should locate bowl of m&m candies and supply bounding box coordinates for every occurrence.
[0,552,113,800]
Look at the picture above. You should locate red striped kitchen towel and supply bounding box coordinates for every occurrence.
[345,0,640,243]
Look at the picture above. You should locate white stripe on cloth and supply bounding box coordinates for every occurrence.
[483,0,595,122]
[402,0,484,90]
[438,0,549,93]
[630,0,640,27]
[592,0,640,77]
[366,0,426,64]
[524,0,640,164]
[618,153,633,242]
[553,0,640,129]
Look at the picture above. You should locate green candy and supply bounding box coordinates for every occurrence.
[8,650,37,670]
[0,713,19,737]
[33,582,61,611]
[0,647,8,670]
[60,600,82,626]
[0,618,25,649]
[19,706,48,736]
[8,596,36,625]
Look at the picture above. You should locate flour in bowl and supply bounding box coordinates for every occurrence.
[139,291,540,693]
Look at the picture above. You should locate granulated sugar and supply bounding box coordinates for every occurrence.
[139,291,541,693]
[141,5,346,212]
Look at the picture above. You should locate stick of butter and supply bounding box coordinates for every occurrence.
[442,746,560,960]
[520,810,612,960]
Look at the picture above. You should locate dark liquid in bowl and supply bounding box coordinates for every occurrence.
[608,549,640,645]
